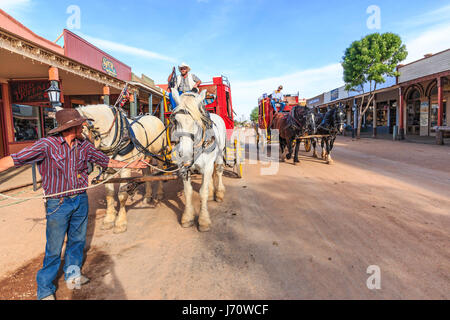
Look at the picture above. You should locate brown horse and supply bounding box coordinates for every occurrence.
[271,106,310,164]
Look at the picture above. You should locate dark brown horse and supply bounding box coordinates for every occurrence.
[271,106,312,164]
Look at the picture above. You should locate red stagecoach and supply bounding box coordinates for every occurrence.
[257,92,306,140]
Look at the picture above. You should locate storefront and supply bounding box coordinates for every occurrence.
[0,10,137,155]
[398,49,450,138]
[9,80,55,145]
[312,76,399,137]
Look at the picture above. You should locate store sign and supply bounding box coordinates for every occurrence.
[308,98,320,105]
[102,57,117,77]
[330,89,339,101]
[10,80,50,103]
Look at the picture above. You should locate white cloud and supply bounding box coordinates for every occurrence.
[0,0,32,19]
[399,4,450,29]
[79,33,176,63]
[232,63,343,119]
[403,22,450,63]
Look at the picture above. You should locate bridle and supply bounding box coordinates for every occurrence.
[306,110,317,135]
[170,107,217,175]
[83,107,125,155]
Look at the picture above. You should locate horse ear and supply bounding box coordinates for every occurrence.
[196,90,207,105]
[172,90,181,107]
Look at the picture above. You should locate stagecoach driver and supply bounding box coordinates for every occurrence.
[0,109,146,300]
[272,85,286,113]
[168,62,202,110]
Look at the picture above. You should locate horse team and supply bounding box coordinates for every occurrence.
[74,90,227,234]
[270,104,346,165]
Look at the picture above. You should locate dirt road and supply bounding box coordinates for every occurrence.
[0,135,449,300]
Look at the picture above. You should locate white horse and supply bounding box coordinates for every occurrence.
[77,104,166,234]
[170,90,226,232]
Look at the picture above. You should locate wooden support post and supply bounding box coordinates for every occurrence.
[130,92,137,118]
[149,93,153,115]
[159,100,165,123]
[353,98,357,139]
[49,67,59,81]
[32,163,37,191]
[103,86,110,106]
[399,87,405,140]
[436,128,444,145]
[373,99,377,138]
[438,77,443,127]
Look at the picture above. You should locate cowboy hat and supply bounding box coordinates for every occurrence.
[48,109,93,135]
[178,62,191,72]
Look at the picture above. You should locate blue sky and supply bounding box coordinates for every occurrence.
[2,0,450,120]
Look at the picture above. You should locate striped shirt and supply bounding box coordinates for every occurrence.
[11,136,110,199]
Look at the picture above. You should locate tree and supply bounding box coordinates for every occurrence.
[250,107,259,123]
[342,32,407,138]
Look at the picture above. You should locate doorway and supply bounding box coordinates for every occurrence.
[406,89,421,135]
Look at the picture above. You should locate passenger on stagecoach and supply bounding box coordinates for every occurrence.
[168,62,202,110]
[271,85,286,113]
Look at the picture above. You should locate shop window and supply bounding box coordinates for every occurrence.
[376,103,389,127]
[12,104,56,142]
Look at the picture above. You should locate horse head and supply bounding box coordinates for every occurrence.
[306,108,317,135]
[170,90,210,168]
[76,105,119,150]
[335,105,346,134]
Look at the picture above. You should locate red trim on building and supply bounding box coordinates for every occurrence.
[0,9,64,55]
[63,30,131,82]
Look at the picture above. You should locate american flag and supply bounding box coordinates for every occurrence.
[119,88,130,107]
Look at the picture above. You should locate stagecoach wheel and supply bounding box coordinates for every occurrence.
[304,139,312,153]
[233,138,243,179]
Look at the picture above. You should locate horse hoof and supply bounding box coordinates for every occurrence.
[215,197,224,203]
[208,195,214,201]
[113,224,127,234]
[101,221,114,230]
[182,221,195,228]
[156,194,164,201]
[313,153,318,159]
[294,161,300,166]
[198,224,211,232]
[286,154,292,160]
[327,160,334,165]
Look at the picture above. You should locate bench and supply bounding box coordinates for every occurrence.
[434,126,450,145]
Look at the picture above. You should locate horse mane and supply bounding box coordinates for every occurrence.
[175,93,210,128]
[77,104,110,118]
[321,108,336,127]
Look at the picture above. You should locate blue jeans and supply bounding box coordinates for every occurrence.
[36,192,89,300]
[272,100,286,112]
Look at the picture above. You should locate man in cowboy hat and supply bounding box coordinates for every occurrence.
[0,108,146,300]
[272,85,287,113]
[168,62,202,110]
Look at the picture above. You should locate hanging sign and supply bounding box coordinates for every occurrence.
[10,80,50,103]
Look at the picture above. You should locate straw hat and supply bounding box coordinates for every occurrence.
[178,62,191,72]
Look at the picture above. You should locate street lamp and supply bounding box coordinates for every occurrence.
[45,81,61,108]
